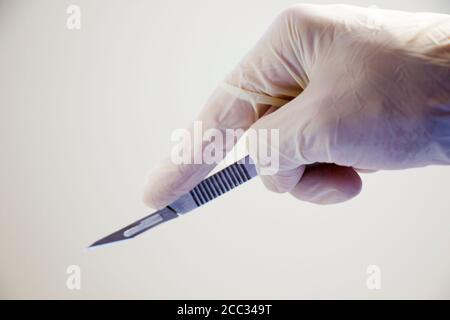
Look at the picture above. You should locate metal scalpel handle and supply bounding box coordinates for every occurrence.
[168,155,257,214]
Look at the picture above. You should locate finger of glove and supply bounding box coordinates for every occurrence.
[290,163,362,205]
[143,87,257,209]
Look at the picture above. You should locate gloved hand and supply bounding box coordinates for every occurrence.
[143,4,450,207]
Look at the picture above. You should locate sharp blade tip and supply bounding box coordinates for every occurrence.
[87,235,131,249]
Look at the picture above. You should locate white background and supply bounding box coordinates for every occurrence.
[0,0,449,299]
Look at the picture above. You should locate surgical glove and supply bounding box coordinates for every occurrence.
[143,4,450,207]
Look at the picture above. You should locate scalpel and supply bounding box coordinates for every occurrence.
[89,156,257,248]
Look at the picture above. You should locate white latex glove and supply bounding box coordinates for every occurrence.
[143,4,450,207]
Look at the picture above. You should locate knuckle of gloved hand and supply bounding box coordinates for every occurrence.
[274,4,325,33]
[277,4,315,21]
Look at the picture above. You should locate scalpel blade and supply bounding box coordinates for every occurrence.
[89,207,178,248]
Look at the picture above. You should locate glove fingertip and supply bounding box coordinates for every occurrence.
[142,181,168,210]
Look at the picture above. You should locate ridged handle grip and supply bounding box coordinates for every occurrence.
[168,156,257,214]
[189,156,257,206]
